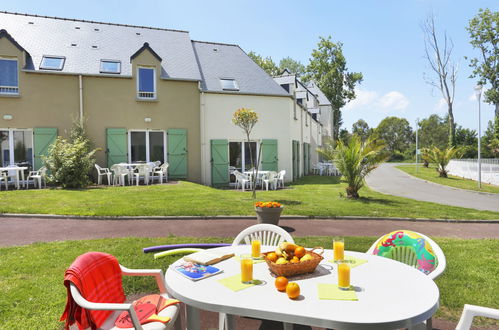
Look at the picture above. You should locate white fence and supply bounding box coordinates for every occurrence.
[447,159,499,186]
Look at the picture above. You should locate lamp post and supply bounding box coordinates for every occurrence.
[415,118,419,174]
[474,85,482,189]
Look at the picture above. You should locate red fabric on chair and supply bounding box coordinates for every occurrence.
[60,252,125,330]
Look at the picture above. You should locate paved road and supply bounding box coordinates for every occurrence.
[366,163,499,212]
[1,217,498,247]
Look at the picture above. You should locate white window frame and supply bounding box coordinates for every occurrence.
[220,78,239,91]
[127,129,166,164]
[228,140,260,172]
[100,60,121,74]
[40,55,65,70]
[137,66,156,99]
[0,128,34,167]
[0,57,19,95]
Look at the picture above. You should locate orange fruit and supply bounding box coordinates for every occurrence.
[275,276,288,292]
[294,246,306,259]
[286,282,300,299]
[290,256,300,263]
[266,252,278,263]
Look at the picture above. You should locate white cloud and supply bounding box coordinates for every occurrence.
[376,91,409,111]
[469,87,488,101]
[434,98,447,113]
[345,88,409,113]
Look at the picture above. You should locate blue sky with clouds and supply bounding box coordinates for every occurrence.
[2,0,497,133]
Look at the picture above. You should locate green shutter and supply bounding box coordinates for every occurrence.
[261,139,278,171]
[106,128,127,167]
[307,143,311,175]
[33,127,57,170]
[211,139,229,187]
[303,143,310,175]
[167,128,187,179]
[292,140,299,180]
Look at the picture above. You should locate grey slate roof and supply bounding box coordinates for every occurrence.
[0,12,201,80]
[192,41,289,96]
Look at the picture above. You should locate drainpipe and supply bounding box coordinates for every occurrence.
[199,85,206,185]
[78,75,83,125]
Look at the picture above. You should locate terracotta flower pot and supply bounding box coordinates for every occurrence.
[255,206,283,225]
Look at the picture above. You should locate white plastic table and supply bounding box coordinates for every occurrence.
[0,166,28,189]
[165,245,439,330]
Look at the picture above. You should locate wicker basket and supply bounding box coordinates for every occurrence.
[263,247,324,277]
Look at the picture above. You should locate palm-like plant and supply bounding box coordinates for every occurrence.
[421,146,462,177]
[318,135,387,199]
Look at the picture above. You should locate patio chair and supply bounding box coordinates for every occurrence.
[456,304,499,330]
[219,224,295,330]
[234,170,252,192]
[111,164,130,186]
[151,162,169,184]
[276,170,286,189]
[0,171,7,190]
[61,251,181,330]
[262,171,278,191]
[367,230,446,330]
[6,165,20,189]
[95,164,112,185]
[134,164,153,186]
[26,166,47,189]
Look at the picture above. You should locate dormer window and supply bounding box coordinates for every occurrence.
[0,58,18,95]
[100,60,121,74]
[40,56,65,70]
[137,66,156,99]
[220,79,239,91]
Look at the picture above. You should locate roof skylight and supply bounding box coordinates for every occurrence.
[40,56,65,70]
[220,79,239,91]
[100,60,121,74]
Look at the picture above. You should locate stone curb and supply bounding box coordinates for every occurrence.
[1,213,498,223]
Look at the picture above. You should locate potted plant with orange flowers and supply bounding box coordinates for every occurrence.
[255,201,283,225]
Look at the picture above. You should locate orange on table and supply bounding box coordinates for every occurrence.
[290,256,300,263]
[266,252,278,262]
[275,276,288,291]
[294,246,306,258]
[286,282,300,299]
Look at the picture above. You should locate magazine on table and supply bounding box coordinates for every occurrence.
[172,261,223,281]
[182,250,234,265]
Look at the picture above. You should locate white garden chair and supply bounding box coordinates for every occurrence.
[367,230,446,330]
[95,164,112,185]
[219,224,295,330]
[456,304,499,330]
[134,164,153,186]
[111,164,130,186]
[62,252,181,330]
[276,170,286,189]
[262,171,278,191]
[151,162,169,183]
[0,171,8,190]
[234,170,252,192]
[27,166,47,189]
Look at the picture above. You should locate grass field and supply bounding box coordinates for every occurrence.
[0,236,497,329]
[0,176,498,220]
[396,165,499,194]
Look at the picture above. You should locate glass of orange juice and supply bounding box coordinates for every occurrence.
[240,255,253,284]
[251,240,261,259]
[337,260,351,290]
[333,237,345,262]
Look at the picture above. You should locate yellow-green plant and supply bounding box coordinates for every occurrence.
[421,146,463,178]
[318,135,387,199]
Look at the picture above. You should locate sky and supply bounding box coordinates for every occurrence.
[1,0,498,134]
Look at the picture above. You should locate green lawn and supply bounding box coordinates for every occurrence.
[0,237,497,329]
[0,176,498,220]
[396,165,499,194]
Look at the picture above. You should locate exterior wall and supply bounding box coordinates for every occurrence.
[0,37,78,136]
[201,93,293,185]
[319,104,333,138]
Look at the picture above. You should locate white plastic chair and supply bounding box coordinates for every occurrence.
[234,170,252,192]
[111,164,130,186]
[27,166,47,189]
[134,164,153,186]
[262,171,278,191]
[456,304,499,330]
[276,170,286,189]
[367,230,446,330]
[219,224,295,330]
[0,171,8,190]
[66,255,181,330]
[95,164,112,185]
[6,165,20,189]
[152,163,169,184]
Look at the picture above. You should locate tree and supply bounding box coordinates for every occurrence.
[232,108,260,198]
[455,126,478,158]
[247,51,280,76]
[351,119,372,142]
[278,57,306,77]
[421,146,463,178]
[338,128,351,145]
[466,8,499,120]
[318,135,387,199]
[305,36,363,142]
[483,118,499,157]
[374,116,414,158]
[422,15,458,147]
[418,114,449,150]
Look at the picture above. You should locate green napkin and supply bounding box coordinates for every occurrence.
[217,274,256,292]
[329,255,368,268]
[234,254,266,264]
[317,283,358,300]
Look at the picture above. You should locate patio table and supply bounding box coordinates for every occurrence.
[165,245,439,330]
[0,166,28,189]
